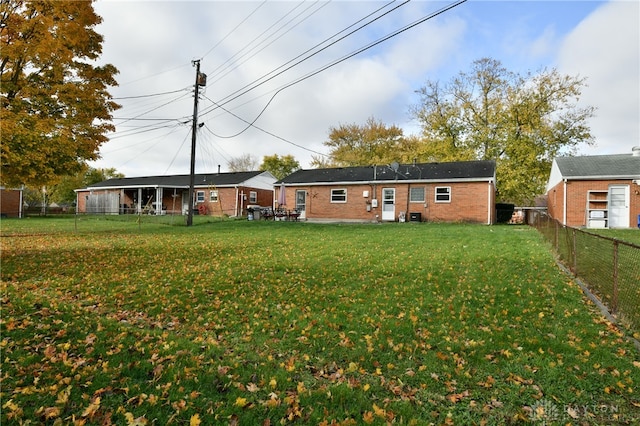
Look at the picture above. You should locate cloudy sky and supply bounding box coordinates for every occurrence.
[90,0,639,177]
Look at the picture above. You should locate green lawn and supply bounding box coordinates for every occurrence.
[587,228,640,246]
[2,219,639,425]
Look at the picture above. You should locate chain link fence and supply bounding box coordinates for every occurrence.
[532,212,640,332]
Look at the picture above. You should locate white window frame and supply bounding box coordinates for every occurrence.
[435,186,451,203]
[409,186,426,203]
[249,191,257,204]
[209,190,218,202]
[331,188,347,203]
[196,190,205,203]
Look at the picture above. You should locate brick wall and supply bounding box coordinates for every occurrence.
[1,189,22,218]
[281,181,494,223]
[196,186,273,216]
[547,179,640,228]
[547,181,565,223]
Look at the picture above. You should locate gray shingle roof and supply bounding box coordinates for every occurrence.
[555,154,640,178]
[279,160,496,184]
[87,171,265,189]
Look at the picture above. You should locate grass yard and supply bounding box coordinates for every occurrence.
[1,219,639,425]
[587,228,640,246]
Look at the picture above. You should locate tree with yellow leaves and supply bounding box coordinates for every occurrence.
[1,0,120,187]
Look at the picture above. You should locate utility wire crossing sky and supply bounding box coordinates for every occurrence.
[91,0,639,178]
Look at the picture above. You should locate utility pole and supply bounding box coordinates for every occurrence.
[186,60,205,226]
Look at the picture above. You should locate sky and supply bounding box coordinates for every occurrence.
[89,0,640,177]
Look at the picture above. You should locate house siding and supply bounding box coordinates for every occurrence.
[547,179,639,228]
[1,188,22,218]
[280,181,494,224]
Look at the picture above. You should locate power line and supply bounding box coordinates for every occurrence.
[200,0,268,61]
[206,0,331,87]
[201,0,407,115]
[111,87,190,100]
[200,0,467,138]
[112,91,192,126]
[201,95,328,157]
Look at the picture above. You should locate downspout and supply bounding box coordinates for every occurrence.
[562,179,567,225]
[487,180,492,225]
[234,186,239,217]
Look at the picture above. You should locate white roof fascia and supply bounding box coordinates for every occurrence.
[281,177,495,187]
[560,175,639,180]
[75,184,188,192]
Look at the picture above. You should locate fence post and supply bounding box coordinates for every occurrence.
[612,240,619,314]
[572,228,578,274]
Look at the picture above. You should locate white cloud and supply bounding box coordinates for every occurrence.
[557,0,640,155]
[89,1,637,178]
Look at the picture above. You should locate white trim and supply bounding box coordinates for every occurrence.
[330,188,347,203]
[434,186,451,203]
[282,177,494,187]
[562,180,567,225]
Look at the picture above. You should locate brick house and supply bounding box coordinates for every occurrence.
[75,171,276,217]
[546,148,640,228]
[276,160,496,224]
[0,187,24,218]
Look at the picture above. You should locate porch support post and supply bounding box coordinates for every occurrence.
[156,187,163,213]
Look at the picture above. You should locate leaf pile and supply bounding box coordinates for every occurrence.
[2,221,639,424]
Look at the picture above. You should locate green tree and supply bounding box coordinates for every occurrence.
[259,154,300,180]
[48,166,123,205]
[412,58,594,204]
[1,0,120,188]
[320,117,411,167]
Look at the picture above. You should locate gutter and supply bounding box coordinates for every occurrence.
[281,177,495,187]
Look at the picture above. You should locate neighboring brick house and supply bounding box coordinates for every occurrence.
[0,187,24,218]
[75,171,276,217]
[276,160,496,224]
[546,148,640,228]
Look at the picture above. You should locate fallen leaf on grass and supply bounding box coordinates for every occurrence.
[447,390,470,403]
[363,411,374,424]
[190,413,201,426]
[125,412,148,426]
[82,397,100,418]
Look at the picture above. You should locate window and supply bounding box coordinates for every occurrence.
[435,186,451,203]
[249,191,257,203]
[410,186,425,203]
[210,190,218,202]
[331,188,347,203]
[196,191,205,202]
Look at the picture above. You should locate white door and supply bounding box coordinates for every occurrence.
[382,188,395,221]
[609,185,629,228]
[296,190,306,220]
